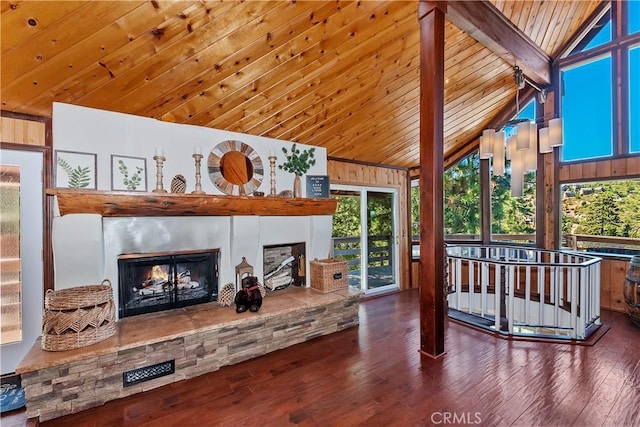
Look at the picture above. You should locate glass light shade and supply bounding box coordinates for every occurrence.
[479,136,488,159]
[538,127,552,153]
[525,140,538,172]
[492,131,505,176]
[510,149,524,197]
[505,135,514,161]
[524,124,538,171]
[516,122,531,150]
[480,129,495,159]
[548,117,563,147]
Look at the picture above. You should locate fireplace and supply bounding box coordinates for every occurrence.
[117,249,219,318]
[263,242,305,291]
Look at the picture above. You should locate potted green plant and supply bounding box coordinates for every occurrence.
[279,144,316,197]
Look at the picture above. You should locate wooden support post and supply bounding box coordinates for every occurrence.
[418,0,446,359]
[540,90,560,250]
[480,158,491,245]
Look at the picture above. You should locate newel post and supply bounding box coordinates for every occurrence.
[418,0,446,358]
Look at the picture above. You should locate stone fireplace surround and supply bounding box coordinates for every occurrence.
[17,287,360,422]
[28,190,347,422]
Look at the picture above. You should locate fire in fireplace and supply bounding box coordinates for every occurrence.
[117,250,219,318]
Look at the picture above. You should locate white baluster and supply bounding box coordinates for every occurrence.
[570,266,578,339]
[508,264,514,334]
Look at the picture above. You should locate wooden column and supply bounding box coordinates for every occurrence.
[418,0,446,359]
[480,158,491,244]
[540,89,560,250]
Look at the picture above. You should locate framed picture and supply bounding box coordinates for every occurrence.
[111,155,147,191]
[55,150,97,189]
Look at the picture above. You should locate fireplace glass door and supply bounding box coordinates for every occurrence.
[118,250,219,318]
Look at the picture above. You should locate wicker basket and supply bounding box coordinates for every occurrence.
[310,258,348,293]
[41,279,117,351]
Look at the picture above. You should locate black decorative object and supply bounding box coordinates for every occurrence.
[306,175,329,198]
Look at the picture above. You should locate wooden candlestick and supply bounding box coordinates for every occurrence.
[268,154,277,197]
[152,155,167,193]
[192,153,205,194]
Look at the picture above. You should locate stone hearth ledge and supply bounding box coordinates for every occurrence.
[16,287,361,422]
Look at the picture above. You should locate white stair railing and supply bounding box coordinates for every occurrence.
[446,245,602,340]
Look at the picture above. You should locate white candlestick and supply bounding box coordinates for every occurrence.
[269,149,276,157]
[195,146,202,155]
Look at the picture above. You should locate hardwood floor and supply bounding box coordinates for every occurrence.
[3,289,640,426]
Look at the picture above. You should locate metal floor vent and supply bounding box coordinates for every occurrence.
[123,360,175,387]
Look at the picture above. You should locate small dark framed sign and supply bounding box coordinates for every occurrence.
[306,175,329,198]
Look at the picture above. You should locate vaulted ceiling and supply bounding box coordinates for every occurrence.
[1,1,601,168]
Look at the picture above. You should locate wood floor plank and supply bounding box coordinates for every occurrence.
[2,289,640,427]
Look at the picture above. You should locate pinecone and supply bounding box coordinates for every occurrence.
[171,174,187,193]
[218,283,236,307]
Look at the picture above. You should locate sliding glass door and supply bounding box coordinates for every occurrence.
[366,191,396,290]
[331,185,398,294]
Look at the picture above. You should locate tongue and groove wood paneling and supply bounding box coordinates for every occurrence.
[1,1,600,168]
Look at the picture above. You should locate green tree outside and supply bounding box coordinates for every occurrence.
[563,180,640,239]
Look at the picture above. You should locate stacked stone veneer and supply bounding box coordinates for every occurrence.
[19,290,359,422]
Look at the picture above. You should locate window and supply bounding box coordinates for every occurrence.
[560,2,639,160]
[569,11,612,55]
[444,153,480,240]
[631,45,640,153]
[560,55,613,161]
[490,173,536,244]
[582,20,612,51]
[491,100,536,244]
[630,1,640,34]
[410,180,419,257]
[562,179,640,255]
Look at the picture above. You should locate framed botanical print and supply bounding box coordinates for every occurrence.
[111,155,147,191]
[55,150,97,189]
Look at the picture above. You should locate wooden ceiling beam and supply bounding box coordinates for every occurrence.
[445,0,551,85]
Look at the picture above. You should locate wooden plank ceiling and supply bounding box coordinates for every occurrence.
[0,1,600,169]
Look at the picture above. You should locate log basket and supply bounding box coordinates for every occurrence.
[41,279,117,351]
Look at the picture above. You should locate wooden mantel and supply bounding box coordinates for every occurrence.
[47,188,337,217]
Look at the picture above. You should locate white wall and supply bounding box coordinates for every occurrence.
[52,102,327,195]
[51,103,332,315]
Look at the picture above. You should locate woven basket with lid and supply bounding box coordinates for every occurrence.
[310,258,348,293]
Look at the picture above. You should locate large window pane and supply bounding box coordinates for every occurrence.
[570,13,611,55]
[367,191,395,289]
[331,190,362,287]
[631,45,640,153]
[630,1,640,35]
[444,153,480,240]
[410,181,419,256]
[583,21,612,51]
[491,102,536,244]
[562,179,640,255]
[561,55,613,161]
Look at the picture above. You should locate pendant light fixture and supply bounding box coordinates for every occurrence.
[483,66,564,196]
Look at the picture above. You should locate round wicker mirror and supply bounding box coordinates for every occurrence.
[207,140,264,195]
